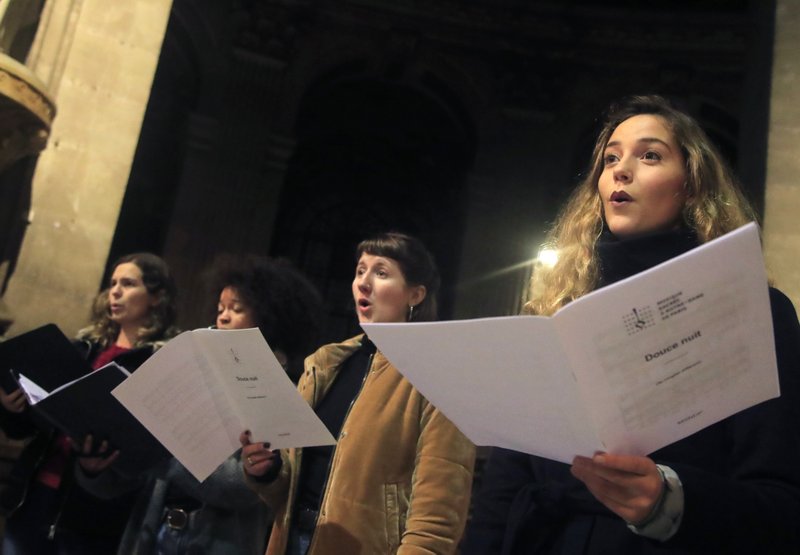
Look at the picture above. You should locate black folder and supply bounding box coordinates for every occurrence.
[0,324,88,394]
[0,324,169,476]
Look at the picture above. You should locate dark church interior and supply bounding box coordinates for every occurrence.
[103,0,773,341]
[0,0,789,552]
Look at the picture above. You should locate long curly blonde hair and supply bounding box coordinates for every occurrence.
[525,95,757,316]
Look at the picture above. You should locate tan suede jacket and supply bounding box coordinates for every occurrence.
[246,335,476,555]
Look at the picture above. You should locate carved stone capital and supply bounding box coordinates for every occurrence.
[0,53,55,171]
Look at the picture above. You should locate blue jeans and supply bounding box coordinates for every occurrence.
[155,520,191,555]
[286,527,312,555]
[155,507,205,555]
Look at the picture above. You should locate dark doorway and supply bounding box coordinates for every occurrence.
[270,75,475,341]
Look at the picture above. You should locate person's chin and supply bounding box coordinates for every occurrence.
[607,221,637,239]
[356,307,377,323]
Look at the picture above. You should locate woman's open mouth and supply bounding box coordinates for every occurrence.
[610,190,633,204]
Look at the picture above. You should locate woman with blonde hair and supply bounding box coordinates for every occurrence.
[527,96,755,318]
[464,95,800,554]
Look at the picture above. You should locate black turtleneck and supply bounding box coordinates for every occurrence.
[295,337,377,512]
[596,227,700,288]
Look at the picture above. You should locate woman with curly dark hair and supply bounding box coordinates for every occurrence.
[209,255,325,383]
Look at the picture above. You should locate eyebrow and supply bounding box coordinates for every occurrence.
[605,137,673,151]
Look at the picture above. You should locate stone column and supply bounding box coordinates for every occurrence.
[763,0,800,309]
[162,51,294,330]
[3,0,173,337]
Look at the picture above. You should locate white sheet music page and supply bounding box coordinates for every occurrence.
[363,223,778,463]
[363,316,602,463]
[112,328,335,481]
[557,222,777,456]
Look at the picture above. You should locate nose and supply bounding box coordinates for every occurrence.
[613,157,633,184]
[110,284,122,298]
[218,309,231,324]
[356,274,371,292]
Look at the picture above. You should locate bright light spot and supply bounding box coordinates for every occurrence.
[536,248,558,268]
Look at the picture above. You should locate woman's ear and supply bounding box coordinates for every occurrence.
[409,285,427,307]
[149,290,164,308]
[683,178,695,199]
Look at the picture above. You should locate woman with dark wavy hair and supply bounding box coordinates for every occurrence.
[80,252,178,350]
[0,252,178,554]
[75,255,325,555]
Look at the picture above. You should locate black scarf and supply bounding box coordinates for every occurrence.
[596,227,700,289]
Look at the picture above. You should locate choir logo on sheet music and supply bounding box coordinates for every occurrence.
[623,306,655,335]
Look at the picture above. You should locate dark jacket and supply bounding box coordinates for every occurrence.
[0,339,159,540]
[464,231,800,554]
[76,454,271,555]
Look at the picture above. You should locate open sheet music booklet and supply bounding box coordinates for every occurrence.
[362,223,779,463]
[112,327,336,481]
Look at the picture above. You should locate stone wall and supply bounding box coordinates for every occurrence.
[763,0,800,309]
[3,0,173,337]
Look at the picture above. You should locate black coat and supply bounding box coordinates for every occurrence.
[0,340,156,539]
[464,286,800,554]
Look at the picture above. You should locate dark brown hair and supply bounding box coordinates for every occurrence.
[356,232,440,322]
[83,252,178,347]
